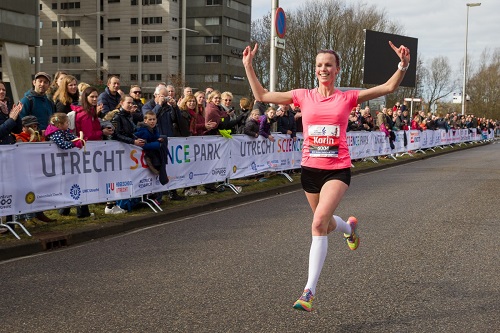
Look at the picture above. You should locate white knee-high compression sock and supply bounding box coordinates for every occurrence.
[333,215,351,234]
[304,236,328,295]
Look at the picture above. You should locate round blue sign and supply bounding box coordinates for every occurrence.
[275,7,286,38]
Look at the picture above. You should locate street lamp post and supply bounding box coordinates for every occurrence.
[461,2,481,116]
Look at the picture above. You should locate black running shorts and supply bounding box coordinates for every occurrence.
[300,166,351,193]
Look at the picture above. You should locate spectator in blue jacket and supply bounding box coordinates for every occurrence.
[19,72,55,131]
[134,110,165,175]
[98,75,123,119]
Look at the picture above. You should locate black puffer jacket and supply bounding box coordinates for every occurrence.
[111,108,136,144]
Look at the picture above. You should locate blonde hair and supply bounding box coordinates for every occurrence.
[78,82,91,94]
[221,91,233,100]
[49,112,69,128]
[179,94,197,111]
[247,109,260,121]
[52,75,77,105]
[207,90,221,103]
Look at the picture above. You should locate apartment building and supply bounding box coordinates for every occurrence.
[36,0,251,97]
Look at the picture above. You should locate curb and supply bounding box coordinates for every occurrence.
[0,141,490,261]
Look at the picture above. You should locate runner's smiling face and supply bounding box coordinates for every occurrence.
[315,53,339,87]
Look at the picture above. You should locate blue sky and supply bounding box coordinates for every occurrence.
[251,0,498,73]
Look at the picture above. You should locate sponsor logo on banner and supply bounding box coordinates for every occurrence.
[0,194,13,210]
[251,162,257,171]
[70,184,81,200]
[25,192,36,204]
[36,192,63,199]
[106,180,133,194]
[138,177,153,189]
[211,167,227,176]
[267,160,279,168]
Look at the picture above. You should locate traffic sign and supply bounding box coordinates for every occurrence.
[404,98,421,102]
[274,37,285,49]
[275,7,286,38]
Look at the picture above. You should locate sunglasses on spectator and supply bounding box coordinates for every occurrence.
[223,99,232,101]
[132,91,141,94]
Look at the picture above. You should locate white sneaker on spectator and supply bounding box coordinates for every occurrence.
[184,188,198,197]
[234,186,242,193]
[104,206,126,214]
[195,189,207,195]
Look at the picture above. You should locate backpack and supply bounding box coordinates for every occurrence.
[116,197,142,212]
[67,111,76,130]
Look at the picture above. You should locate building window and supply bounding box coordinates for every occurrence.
[108,37,120,41]
[205,55,221,63]
[56,20,81,28]
[172,17,178,22]
[52,3,57,9]
[131,37,138,43]
[131,0,138,4]
[172,55,177,60]
[131,74,138,80]
[108,0,120,2]
[206,0,222,5]
[131,18,138,24]
[108,18,120,22]
[60,56,81,64]
[142,0,162,4]
[205,36,221,44]
[61,2,81,9]
[142,36,162,44]
[172,36,177,41]
[205,17,221,26]
[52,57,58,63]
[204,74,220,82]
[142,55,162,62]
[142,17,162,25]
[130,55,138,62]
[52,39,81,46]
[108,56,121,59]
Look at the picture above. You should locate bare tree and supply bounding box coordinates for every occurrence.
[467,48,500,119]
[421,56,454,112]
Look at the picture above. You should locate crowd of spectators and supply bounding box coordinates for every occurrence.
[347,101,498,135]
[0,73,308,230]
[1,72,498,231]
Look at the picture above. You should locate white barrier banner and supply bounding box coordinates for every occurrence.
[0,141,163,216]
[0,129,486,215]
[165,136,232,188]
[229,134,303,179]
[347,131,371,159]
[408,130,421,151]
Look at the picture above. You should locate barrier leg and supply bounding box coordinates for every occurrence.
[0,222,21,240]
[141,195,163,213]
[277,171,293,182]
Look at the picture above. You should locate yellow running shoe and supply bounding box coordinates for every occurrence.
[293,288,314,312]
[344,216,359,250]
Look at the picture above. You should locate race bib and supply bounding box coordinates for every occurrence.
[308,125,340,157]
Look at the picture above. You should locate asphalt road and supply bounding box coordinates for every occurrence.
[1,144,499,333]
